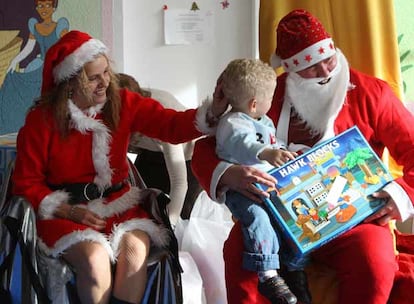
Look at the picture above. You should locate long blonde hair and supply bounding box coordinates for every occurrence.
[36,55,121,137]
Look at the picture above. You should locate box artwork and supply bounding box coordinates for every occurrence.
[256,126,393,256]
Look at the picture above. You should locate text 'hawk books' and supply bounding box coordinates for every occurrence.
[256,126,393,257]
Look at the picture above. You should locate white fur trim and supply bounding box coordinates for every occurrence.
[53,38,107,83]
[38,218,169,262]
[270,53,282,69]
[37,218,170,302]
[211,161,233,203]
[87,187,152,218]
[383,181,414,222]
[40,228,115,260]
[110,218,170,261]
[285,49,348,138]
[38,190,70,219]
[195,98,217,135]
[68,100,113,189]
[282,38,335,72]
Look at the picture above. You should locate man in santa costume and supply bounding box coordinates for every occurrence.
[192,9,414,304]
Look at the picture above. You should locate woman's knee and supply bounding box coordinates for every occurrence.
[63,242,112,288]
[65,242,112,280]
[119,230,150,263]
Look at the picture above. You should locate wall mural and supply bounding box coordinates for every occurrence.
[0,0,111,135]
[0,0,68,135]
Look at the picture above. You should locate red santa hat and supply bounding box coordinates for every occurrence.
[270,9,336,73]
[41,30,108,94]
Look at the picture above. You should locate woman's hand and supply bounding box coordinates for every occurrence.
[57,203,107,230]
[219,164,277,203]
[211,74,229,118]
[364,190,400,226]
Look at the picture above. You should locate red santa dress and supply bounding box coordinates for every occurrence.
[12,88,211,261]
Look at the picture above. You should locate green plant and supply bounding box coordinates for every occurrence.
[398,33,413,93]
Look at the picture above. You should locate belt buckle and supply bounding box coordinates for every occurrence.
[83,183,103,201]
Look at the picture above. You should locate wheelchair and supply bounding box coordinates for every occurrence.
[0,158,183,304]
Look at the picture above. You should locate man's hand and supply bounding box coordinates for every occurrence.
[219,164,276,202]
[364,190,400,226]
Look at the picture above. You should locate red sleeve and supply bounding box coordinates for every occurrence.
[191,136,220,194]
[122,89,203,144]
[12,108,55,212]
[337,70,414,205]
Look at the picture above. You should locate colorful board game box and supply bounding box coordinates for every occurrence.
[255,126,393,257]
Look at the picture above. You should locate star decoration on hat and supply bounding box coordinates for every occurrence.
[220,0,230,9]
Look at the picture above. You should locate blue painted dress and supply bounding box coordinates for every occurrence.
[0,17,69,134]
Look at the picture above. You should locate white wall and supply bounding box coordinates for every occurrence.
[113,0,258,108]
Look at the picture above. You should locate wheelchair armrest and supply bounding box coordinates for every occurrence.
[0,160,15,214]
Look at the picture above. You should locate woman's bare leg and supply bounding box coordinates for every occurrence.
[113,230,150,303]
[64,241,112,304]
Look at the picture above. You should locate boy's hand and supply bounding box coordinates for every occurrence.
[259,148,297,167]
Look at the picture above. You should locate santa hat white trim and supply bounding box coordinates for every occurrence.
[281,38,335,73]
[270,52,282,70]
[53,38,107,84]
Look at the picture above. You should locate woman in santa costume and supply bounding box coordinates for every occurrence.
[192,9,414,304]
[12,30,225,304]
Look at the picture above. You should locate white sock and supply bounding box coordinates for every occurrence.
[258,270,278,282]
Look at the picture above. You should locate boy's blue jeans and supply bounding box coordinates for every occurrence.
[225,190,308,272]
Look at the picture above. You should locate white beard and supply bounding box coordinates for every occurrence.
[285,50,350,139]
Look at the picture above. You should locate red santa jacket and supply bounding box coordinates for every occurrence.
[192,69,414,214]
[12,88,204,219]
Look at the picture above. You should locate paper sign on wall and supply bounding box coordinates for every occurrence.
[164,9,214,45]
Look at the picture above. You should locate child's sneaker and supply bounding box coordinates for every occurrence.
[258,276,297,304]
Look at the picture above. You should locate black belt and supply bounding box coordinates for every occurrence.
[49,181,125,204]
